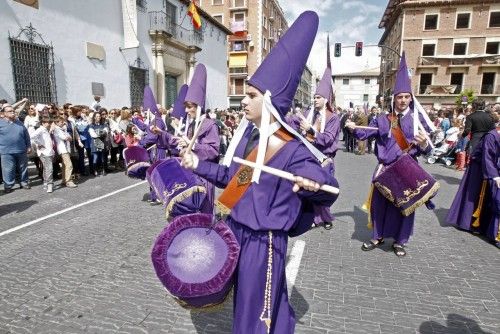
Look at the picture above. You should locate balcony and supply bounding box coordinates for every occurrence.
[230,41,249,53]
[417,84,497,96]
[481,55,500,67]
[417,56,440,68]
[229,67,248,77]
[449,58,471,68]
[149,11,203,49]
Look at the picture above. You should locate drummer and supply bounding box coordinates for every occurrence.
[287,65,341,230]
[345,52,435,257]
[152,64,220,213]
[182,11,338,333]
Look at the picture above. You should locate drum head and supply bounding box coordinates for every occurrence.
[151,213,240,306]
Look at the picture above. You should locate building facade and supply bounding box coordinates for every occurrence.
[333,68,380,109]
[0,0,230,109]
[294,65,313,108]
[379,0,500,109]
[198,0,288,108]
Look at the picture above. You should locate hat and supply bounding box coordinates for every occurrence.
[185,64,206,109]
[393,51,411,96]
[171,84,189,119]
[248,11,318,118]
[143,86,160,118]
[315,67,332,102]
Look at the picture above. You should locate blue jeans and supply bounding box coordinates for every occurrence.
[1,152,29,189]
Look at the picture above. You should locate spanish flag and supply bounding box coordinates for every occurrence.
[188,0,202,30]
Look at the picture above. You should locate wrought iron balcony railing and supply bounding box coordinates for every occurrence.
[149,11,203,48]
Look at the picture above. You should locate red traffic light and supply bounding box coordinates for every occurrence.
[355,42,363,56]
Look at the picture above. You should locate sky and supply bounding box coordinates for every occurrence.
[282,0,387,77]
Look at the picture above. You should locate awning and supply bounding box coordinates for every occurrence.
[229,54,247,68]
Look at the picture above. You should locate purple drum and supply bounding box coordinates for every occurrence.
[151,213,240,309]
[149,158,207,220]
[146,159,165,185]
[373,153,440,216]
[123,146,151,179]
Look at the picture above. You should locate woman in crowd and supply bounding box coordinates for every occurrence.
[88,112,108,176]
[73,106,93,176]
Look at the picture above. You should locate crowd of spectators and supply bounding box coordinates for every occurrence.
[1,96,498,194]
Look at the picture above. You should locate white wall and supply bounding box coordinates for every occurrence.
[0,0,228,109]
[334,76,379,109]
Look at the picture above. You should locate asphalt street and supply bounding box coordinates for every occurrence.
[0,147,499,334]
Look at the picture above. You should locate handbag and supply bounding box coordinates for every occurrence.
[113,132,124,144]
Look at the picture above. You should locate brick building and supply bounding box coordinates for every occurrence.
[379,0,500,109]
[198,0,289,108]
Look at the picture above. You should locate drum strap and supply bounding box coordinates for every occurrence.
[216,128,293,214]
[388,114,411,152]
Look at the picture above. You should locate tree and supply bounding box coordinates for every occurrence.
[455,88,475,107]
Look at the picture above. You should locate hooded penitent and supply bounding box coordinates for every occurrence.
[224,11,326,181]
[185,64,207,130]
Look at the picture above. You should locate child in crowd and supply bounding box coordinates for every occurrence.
[124,123,141,147]
[30,117,55,193]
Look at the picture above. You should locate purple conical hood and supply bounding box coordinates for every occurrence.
[393,51,412,96]
[248,11,319,117]
[143,86,160,117]
[172,84,189,119]
[185,64,206,109]
[315,67,332,101]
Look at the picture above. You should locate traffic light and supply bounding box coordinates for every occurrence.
[355,42,363,56]
[334,43,341,57]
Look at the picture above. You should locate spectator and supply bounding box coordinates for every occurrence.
[462,99,496,153]
[92,95,101,112]
[53,116,77,188]
[124,123,140,147]
[74,106,93,176]
[108,108,124,170]
[0,104,32,193]
[89,112,108,176]
[31,117,55,193]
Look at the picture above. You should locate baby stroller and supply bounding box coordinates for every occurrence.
[427,140,457,166]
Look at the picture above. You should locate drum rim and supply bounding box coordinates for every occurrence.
[151,213,240,299]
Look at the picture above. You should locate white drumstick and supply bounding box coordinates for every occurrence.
[233,157,340,195]
[146,144,157,151]
[352,125,379,130]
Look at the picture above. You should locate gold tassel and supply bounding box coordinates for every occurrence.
[471,180,487,228]
[362,185,374,229]
[165,186,207,221]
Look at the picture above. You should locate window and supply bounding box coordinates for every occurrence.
[262,37,267,50]
[213,14,223,24]
[489,11,500,28]
[232,41,245,51]
[424,14,438,30]
[450,73,464,94]
[453,43,467,55]
[422,44,436,56]
[481,73,496,94]
[136,0,146,11]
[419,73,432,94]
[456,13,471,29]
[129,66,148,107]
[263,0,267,8]
[343,78,349,85]
[234,78,245,95]
[233,12,245,22]
[233,0,245,7]
[486,42,499,54]
[212,0,223,5]
[364,78,370,85]
[363,94,369,102]
[263,16,267,29]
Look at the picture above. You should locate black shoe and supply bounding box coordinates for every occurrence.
[21,184,31,189]
[361,239,384,251]
[3,188,13,194]
[323,222,333,230]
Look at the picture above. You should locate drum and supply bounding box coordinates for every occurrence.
[373,153,440,216]
[151,213,240,309]
[146,159,165,185]
[148,158,207,220]
[123,146,151,179]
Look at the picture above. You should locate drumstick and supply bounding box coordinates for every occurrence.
[233,157,340,195]
[146,144,157,151]
[352,125,379,130]
[185,117,204,154]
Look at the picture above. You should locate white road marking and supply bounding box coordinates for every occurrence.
[286,239,306,295]
[0,181,147,238]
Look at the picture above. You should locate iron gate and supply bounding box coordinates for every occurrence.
[129,57,149,108]
[9,23,57,104]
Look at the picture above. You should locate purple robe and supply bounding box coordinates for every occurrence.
[447,130,499,242]
[353,110,432,244]
[156,117,220,213]
[194,126,338,333]
[287,110,341,224]
[133,117,167,201]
